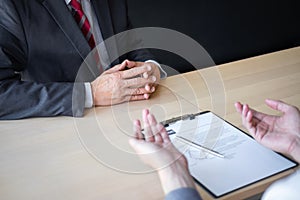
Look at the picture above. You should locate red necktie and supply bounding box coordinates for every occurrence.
[69,0,96,49]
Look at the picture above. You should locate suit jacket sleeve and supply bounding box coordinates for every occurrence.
[0,0,85,120]
[165,188,202,200]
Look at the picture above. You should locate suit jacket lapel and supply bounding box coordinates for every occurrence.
[39,0,91,60]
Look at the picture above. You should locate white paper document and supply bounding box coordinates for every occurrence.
[166,111,298,197]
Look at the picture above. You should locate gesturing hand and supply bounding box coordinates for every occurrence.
[129,109,195,195]
[129,109,187,170]
[235,99,300,163]
[91,60,157,106]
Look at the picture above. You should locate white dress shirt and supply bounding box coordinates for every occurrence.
[262,169,300,200]
[65,0,166,108]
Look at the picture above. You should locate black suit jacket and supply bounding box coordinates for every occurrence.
[0,0,154,119]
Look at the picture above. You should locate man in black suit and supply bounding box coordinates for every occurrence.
[0,0,163,119]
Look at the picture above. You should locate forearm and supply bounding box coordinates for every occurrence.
[0,80,85,119]
[158,162,195,195]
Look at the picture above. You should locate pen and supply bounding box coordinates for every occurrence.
[176,135,225,158]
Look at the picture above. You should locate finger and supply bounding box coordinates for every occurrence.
[247,110,268,140]
[246,110,253,123]
[245,110,254,131]
[243,104,256,131]
[142,69,154,79]
[143,109,155,142]
[142,62,157,76]
[125,60,145,69]
[125,87,154,96]
[124,76,156,88]
[147,114,163,143]
[242,104,249,118]
[121,65,151,79]
[240,103,266,122]
[250,109,269,121]
[145,84,151,92]
[144,93,151,100]
[265,99,292,113]
[126,61,144,68]
[145,84,156,93]
[132,120,138,139]
[157,123,171,143]
[104,60,129,74]
[142,109,150,121]
[119,93,149,104]
[234,102,243,114]
[151,86,155,92]
[243,110,257,137]
[143,72,149,79]
[129,94,149,102]
[133,120,143,140]
[124,60,137,69]
[241,104,248,127]
[147,113,158,125]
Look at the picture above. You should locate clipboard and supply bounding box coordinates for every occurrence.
[164,111,298,198]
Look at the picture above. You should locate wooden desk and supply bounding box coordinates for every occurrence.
[1,47,299,200]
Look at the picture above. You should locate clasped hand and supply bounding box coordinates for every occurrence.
[91,60,160,106]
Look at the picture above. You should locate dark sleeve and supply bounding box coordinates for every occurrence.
[165,188,202,200]
[0,0,85,120]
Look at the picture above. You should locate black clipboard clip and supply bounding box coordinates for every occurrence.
[163,113,198,127]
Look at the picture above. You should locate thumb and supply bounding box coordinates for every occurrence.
[265,99,291,113]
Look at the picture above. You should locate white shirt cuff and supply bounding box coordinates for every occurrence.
[84,82,93,108]
[145,60,167,79]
